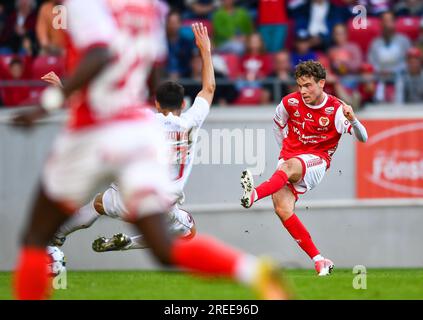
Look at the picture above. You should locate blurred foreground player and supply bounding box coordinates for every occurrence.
[12,0,289,300]
[240,60,368,276]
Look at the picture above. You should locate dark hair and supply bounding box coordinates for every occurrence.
[9,57,23,67]
[294,60,326,82]
[155,81,185,110]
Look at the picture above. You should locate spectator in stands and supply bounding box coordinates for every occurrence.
[317,53,356,107]
[356,62,377,107]
[166,10,195,80]
[0,4,5,40]
[36,0,65,56]
[294,0,346,51]
[368,11,411,102]
[212,0,254,55]
[184,50,238,106]
[416,17,423,53]
[264,50,296,102]
[164,0,186,13]
[184,0,219,19]
[394,0,423,17]
[396,47,423,103]
[1,57,30,107]
[257,0,289,53]
[0,0,37,54]
[328,23,363,76]
[291,30,317,67]
[240,32,272,82]
[359,0,391,16]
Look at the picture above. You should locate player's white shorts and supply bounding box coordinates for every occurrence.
[42,119,174,219]
[277,154,327,199]
[101,184,194,236]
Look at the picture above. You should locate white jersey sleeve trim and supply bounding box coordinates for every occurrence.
[273,101,289,149]
[181,96,210,129]
[65,0,117,50]
[335,107,351,135]
[274,100,289,129]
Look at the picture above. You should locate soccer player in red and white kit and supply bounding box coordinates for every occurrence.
[240,60,368,276]
[12,0,289,299]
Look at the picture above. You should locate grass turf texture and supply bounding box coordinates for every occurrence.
[1,269,422,300]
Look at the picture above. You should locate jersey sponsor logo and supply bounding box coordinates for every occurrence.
[317,127,329,131]
[291,119,302,126]
[324,106,334,115]
[319,116,330,127]
[288,98,299,106]
[294,110,301,117]
[306,158,324,168]
[305,113,314,122]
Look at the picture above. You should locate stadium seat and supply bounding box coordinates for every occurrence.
[348,17,381,56]
[31,55,65,79]
[218,53,241,79]
[396,16,420,41]
[233,87,263,105]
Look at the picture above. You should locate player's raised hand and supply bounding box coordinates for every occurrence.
[192,22,211,53]
[41,71,63,88]
[339,99,356,122]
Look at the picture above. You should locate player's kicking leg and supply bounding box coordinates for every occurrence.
[241,158,302,209]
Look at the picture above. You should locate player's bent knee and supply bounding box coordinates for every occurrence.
[93,193,106,215]
[274,207,293,221]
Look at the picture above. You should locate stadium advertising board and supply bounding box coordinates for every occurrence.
[357,119,423,198]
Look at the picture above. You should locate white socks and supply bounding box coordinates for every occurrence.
[312,254,324,262]
[55,199,100,238]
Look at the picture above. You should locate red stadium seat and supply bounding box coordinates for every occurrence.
[233,87,263,105]
[348,17,381,56]
[31,55,65,79]
[396,16,420,41]
[218,53,241,79]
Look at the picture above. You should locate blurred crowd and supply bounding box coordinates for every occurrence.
[1,0,423,109]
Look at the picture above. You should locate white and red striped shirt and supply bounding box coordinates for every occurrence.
[63,0,167,130]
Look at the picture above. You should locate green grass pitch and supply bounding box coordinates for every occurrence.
[1,269,422,300]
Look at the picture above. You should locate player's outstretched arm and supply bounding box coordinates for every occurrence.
[192,22,215,106]
[12,47,112,127]
[341,101,368,143]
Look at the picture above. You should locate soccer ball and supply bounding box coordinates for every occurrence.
[46,246,66,276]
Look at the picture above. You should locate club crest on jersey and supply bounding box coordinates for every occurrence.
[324,106,334,115]
[294,110,301,117]
[319,116,330,127]
[288,98,299,106]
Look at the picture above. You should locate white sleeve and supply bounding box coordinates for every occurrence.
[335,107,352,135]
[181,96,210,129]
[350,119,368,142]
[273,101,289,148]
[65,0,117,50]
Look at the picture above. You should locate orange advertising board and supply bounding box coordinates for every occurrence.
[356,119,423,198]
